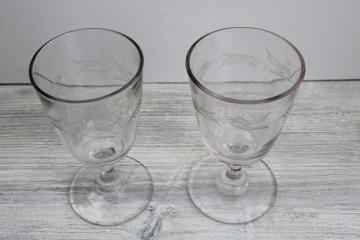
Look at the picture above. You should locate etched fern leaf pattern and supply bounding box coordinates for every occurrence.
[193,101,222,127]
[73,60,110,74]
[267,50,301,83]
[220,53,259,68]
[228,112,270,130]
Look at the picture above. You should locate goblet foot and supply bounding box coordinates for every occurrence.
[188,156,277,224]
[69,156,153,226]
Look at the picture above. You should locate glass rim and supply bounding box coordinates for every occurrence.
[29,27,144,103]
[185,27,306,104]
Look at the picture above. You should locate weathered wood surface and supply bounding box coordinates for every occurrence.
[0,81,359,239]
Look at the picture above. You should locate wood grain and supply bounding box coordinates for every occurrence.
[0,81,359,239]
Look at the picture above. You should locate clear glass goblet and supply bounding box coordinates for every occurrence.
[29,28,153,225]
[186,27,305,224]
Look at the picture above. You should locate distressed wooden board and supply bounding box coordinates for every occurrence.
[0,81,359,239]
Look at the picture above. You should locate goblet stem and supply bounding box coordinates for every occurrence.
[216,165,248,195]
[96,163,122,191]
[225,166,243,179]
[100,165,117,182]
[70,157,153,225]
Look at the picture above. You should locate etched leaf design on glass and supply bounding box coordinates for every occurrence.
[220,53,259,68]
[39,96,63,129]
[113,61,135,81]
[267,50,301,83]
[193,101,222,127]
[195,62,211,80]
[228,112,270,130]
[73,60,110,74]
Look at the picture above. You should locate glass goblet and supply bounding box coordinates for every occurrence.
[186,27,305,224]
[29,28,153,225]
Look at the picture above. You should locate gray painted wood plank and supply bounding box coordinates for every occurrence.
[0,82,359,239]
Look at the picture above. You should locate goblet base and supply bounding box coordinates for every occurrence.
[188,156,277,224]
[69,156,153,226]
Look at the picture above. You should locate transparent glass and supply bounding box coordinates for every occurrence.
[29,28,153,225]
[186,27,305,224]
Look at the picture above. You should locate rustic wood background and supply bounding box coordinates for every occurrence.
[0,81,359,239]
